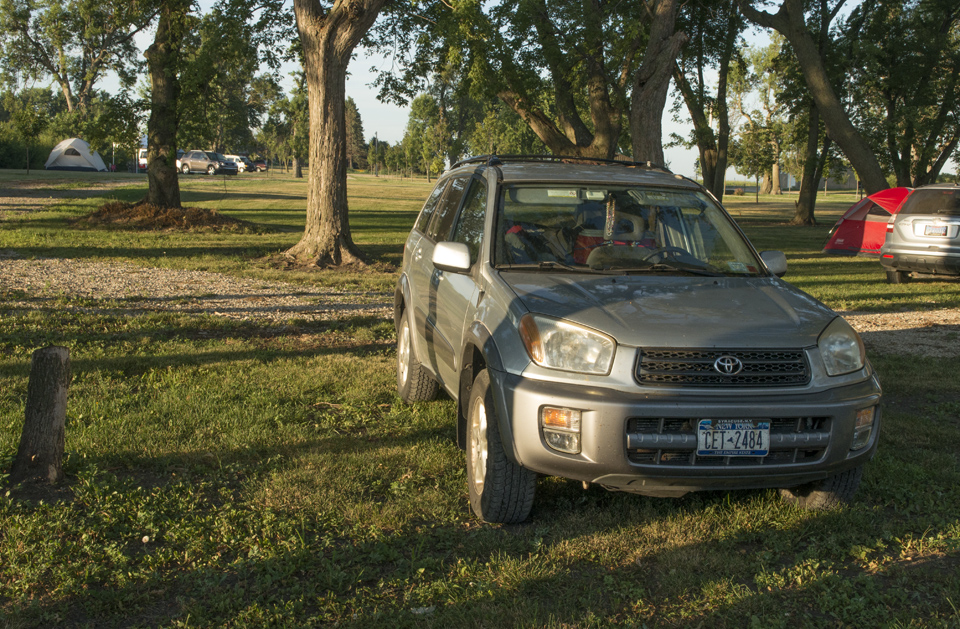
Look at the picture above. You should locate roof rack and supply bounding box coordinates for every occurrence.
[450,154,673,173]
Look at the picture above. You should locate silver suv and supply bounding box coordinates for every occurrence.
[395,156,881,523]
[880,184,960,283]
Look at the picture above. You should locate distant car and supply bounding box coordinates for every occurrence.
[137,148,148,170]
[253,159,269,172]
[880,184,960,283]
[224,154,256,173]
[179,150,238,176]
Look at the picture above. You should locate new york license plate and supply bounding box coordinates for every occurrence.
[697,420,770,456]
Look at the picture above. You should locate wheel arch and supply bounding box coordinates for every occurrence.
[456,321,505,451]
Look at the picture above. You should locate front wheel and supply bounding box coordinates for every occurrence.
[778,465,863,510]
[207,165,216,176]
[467,370,536,523]
[396,309,438,404]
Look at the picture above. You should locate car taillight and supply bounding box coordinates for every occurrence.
[886,222,894,233]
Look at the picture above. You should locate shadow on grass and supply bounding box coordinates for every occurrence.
[9,455,960,627]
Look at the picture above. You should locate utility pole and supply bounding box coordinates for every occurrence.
[374,132,379,177]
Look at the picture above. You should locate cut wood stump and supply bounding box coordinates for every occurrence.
[9,346,70,485]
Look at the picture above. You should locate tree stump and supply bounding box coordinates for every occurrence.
[9,346,70,485]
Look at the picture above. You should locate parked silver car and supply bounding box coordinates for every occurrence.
[880,184,960,283]
[396,156,881,523]
[179,150,238,176]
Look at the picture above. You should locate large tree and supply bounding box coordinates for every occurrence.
[631,0,688,164]
[286,0,388,265]
[843,0,960,187]
[0,0,153,114]
[738,0,888,194]
[374,0,687,160]
[672,0,745,199]
[144,0,191,209]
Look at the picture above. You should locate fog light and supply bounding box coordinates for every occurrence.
[851,407,876,451]
[541,407,582,454]
[545,431,581,453]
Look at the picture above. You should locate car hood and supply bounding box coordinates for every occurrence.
[500,273,836,348]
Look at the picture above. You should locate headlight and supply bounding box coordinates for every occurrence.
[518,313,616,374]
[818,317,865,376]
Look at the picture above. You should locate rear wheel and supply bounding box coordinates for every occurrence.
[886,270,909,284]
[779,465,863,510]
[180,163,190,174]
[467,370,536,523]
[396,309,438,403]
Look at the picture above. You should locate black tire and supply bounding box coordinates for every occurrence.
[886,270,908,284]
[180,163,190,174]
[396,309,438,404]
[467,370,536,523]
[778,465,863,510]
[207,164,216,176]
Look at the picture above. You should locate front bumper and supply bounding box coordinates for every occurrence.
[489,370,881,497]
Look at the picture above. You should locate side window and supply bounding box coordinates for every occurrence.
[427,176,469,241]
[415,181,448,234]
[452,178,487,265]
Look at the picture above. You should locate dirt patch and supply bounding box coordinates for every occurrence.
[77,201,255,232]
[0,179,137,215]
[843,310,960,358]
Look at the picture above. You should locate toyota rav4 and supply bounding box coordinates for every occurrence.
[395,156,881,523]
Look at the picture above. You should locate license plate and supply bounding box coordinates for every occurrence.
[924,225,948,236]
[697,420,769,456]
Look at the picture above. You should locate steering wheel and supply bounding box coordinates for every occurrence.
[638,246,692,263]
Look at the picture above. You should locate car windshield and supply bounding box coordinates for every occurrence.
[900,188,960,216]
[494,185,765,276]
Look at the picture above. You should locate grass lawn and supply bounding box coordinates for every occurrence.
[1,170,959,627]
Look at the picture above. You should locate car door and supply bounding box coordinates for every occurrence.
[407,179,451,377]
[411,176,470,385]
[432,176,487,387]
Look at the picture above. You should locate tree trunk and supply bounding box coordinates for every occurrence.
[10,347,70,485]
[760,172,773,194]
[738,0,888,194]
[287,0,388,266]
[771,161,782,195]
[631,0,688,165]
[293,157,303,178]
[144,0,189,209]
[792,102,821,226]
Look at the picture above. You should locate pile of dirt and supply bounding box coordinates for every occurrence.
[80,201,255,232]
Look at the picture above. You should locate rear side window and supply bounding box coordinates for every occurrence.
[452,178,487,265]
[415,181,449,234]
[901,189,960,216]
[427,176,469,241]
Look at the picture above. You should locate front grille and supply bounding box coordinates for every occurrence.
[625,416,830,467]
[637,348,810,387]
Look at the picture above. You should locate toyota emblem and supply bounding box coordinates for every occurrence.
[713,355,744,376]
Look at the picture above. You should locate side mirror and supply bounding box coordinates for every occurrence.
[760,250,787,278]
[432,241,472,274]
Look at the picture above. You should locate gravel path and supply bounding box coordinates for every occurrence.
[1,254,958,357]
[0,256,392,324]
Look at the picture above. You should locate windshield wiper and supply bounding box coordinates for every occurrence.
[603,261,725,277]
[496,261,599,273]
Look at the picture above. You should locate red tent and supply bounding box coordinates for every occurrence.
[822,187,913,256]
